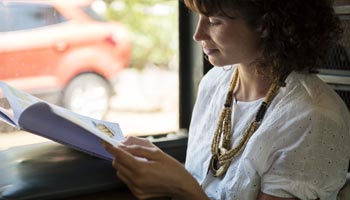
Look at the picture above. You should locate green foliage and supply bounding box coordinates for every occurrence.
[103,0,178,70]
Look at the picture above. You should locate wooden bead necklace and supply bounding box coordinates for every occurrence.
[210,67,286,177]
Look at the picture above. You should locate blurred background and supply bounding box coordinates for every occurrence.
[0,0,179,150]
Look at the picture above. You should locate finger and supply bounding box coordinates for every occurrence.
[109,145,151,174]
[101,140,125,150]
[116,171,162,200]
[103,141,126,156]
[121,145,164,161]
[116,170,136,191]
[116,170,128,183]
[112,158,130,171]
[113,159,135,178]
[123,136,154,147]
[115,164,153,198]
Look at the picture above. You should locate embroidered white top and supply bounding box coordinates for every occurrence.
[185,66,350,200]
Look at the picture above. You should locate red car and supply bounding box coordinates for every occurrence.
[0,0,132,119]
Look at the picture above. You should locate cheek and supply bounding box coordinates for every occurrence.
[225,32,259,57]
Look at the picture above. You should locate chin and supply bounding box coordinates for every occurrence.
[209,60,236,67]
[208,57,238,67]
[208,59,223,66]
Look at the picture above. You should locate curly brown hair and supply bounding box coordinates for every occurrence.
[183,0,343,77]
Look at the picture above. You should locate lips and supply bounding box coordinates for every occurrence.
[203,48,219,55]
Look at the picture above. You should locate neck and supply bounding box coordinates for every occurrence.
[234,64,272,102]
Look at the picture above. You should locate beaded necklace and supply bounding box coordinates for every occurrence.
[210,67,286,177]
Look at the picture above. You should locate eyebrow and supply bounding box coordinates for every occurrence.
[208,10,240,19]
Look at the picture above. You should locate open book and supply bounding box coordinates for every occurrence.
[0,81,124,161]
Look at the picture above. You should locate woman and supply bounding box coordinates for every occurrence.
[103,0,350,199]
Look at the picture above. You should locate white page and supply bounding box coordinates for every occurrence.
[18,102,124,160]
[0,81,40,126]
[0,106,16,127]
[0,81,125,160]
[51,103,124,147]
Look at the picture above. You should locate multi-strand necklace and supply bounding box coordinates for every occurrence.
[210,67,286,177]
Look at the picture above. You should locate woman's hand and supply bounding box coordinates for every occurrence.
[103,136,208,200]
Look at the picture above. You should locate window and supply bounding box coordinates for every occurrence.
[0,0,183,153]
[0,3,66,32]
[0,2,193,198]
[80,6,105,22]
[318,2,350,111]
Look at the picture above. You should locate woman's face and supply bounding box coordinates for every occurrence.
[193,13,260,67]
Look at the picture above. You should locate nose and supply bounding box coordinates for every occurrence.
[193,15,208,42]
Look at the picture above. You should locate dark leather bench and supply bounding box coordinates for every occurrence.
[0,135,187,200]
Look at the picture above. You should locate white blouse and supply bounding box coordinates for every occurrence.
[185,66,350,200]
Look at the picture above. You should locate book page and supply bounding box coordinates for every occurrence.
[0,81,40,127]
[0,81,125,160]
[18,102,124,160]
[0,106,16,127]
[51,103,124,146]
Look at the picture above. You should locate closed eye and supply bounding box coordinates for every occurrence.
[208,17,221,26]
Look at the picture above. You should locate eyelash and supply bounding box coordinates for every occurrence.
[208,19,221,26]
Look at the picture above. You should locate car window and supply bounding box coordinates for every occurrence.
[80,6,105,22]
[0,3,66,32]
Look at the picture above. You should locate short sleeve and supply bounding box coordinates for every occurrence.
[261,109,350,200]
